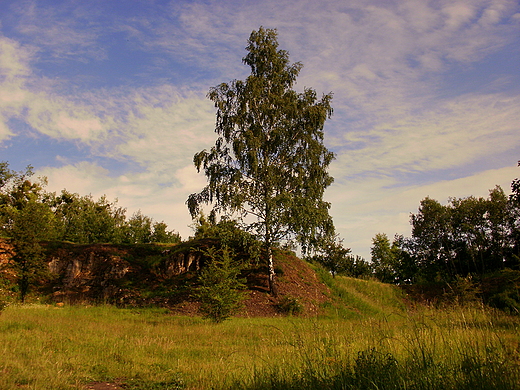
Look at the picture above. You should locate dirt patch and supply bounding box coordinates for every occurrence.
[168,250,333,318]
[85,382,122,390]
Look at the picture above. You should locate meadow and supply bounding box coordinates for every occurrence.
[0,277,519,390]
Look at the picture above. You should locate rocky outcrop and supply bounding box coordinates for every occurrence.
[47,243,207,303]
[1,240,206,304]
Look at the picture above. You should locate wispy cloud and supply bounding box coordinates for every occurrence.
[9,0,107,61]
[0,0,518,254]
[332,92,520,179]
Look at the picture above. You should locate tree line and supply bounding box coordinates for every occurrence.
[0,162,180,246]
[370,176,519,285]
[0,162,180,302]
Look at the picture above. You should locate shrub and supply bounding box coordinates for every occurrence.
[193,247,246,323]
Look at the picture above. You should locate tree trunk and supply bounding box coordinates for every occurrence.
[266,245,278,296]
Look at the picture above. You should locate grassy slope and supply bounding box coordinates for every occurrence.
[311,263,407,319]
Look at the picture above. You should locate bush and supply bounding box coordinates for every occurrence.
[482,269,520,314]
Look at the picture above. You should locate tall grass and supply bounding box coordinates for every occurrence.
[0,274,518,389]
[229,304,520,389]
[0,302,518,389]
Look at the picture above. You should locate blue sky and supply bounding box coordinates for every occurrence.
[1,0,519,259]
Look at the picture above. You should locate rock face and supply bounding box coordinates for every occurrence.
[1,239,334,316]
[46,243,205,304]
[0,240,205,304]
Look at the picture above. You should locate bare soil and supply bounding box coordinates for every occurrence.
[168,250,333,317]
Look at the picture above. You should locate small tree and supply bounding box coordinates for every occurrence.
[0,163,55,302]
[188,27,335,295]
[125,210,153,244]
[194,247,246,323]
[7,199,56,302]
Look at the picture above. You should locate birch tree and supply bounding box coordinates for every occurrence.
[187,27,335,295]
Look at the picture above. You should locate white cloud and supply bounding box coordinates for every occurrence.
[37,161,206,239]
[0,36,32,79]
[0,36,32,108]
[0,117,13,142]
[38,162,112,196]
[442,3,477,30]
[332,92,520,178]
[23,95,112,143]
[113,86,216,173]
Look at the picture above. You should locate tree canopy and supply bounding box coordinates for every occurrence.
[187,27,336,294]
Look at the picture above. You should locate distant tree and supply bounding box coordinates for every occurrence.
[0,163,57,301]
[309,236,352,278]
[510,161,520,205]
[194,247,246,323]
[187,27,335,295]
[0,163,46,215]
[151,221,181,244]
[50,191,127,244]
[409,185,518,281]
[390,234,417,284]
[345,255,373,278]
[370,233,398,283]
[191,214,262,265]
[124,210,153,244]
[410,197,455,280]
[509,161,520,264]
[0,161,15,191]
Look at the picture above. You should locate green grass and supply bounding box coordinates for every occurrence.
[314,265,407,319]
[0,277,519,389]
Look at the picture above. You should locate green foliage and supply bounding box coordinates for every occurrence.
[444,275,482,305]
[370,233,396,283]
[0,163,46,211]
[5,198,57,302]
[50,190,127,244]
[194,247,247,323]
[187,27,335,294]
[410,186,517,280]
[354,348,399,389]
[50,191,181,245]
[483,269,520,314]
[192,214,262,264]
[369,233,416,284]
[152,221,181,244]
[308,236,371,279]
[379,173,520,288]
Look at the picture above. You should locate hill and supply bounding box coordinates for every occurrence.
[0,240,410,318]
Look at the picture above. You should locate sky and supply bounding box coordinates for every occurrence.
[0,0,519,260]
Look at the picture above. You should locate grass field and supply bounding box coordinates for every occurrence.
[0,277,519,389]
